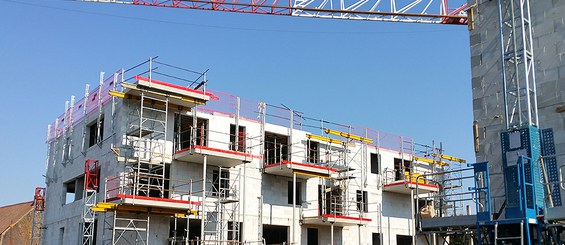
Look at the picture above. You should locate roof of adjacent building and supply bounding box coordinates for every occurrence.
[0,201,33,234]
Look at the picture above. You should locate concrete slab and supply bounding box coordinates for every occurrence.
[264,161,336,179]
[174,145,253,167]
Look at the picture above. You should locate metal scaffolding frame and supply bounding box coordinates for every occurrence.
[124,90,169,199]
[201,166,242,244]
[91,57,209,245]
[418,144,468,217]
[260,106,374,245]
[189,100,244,245]
[106,58,171,245]
[411,143,475,245]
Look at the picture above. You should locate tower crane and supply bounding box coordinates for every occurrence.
[86,0,469,25]
[80,0,562,244]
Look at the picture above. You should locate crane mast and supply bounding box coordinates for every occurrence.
[498,0,538,129]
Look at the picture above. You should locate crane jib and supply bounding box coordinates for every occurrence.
[84,0,468,25]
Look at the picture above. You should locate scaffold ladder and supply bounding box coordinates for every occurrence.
[125,89,169,198]
[202,167,241,244]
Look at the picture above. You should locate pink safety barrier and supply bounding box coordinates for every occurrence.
[47,71,412,154]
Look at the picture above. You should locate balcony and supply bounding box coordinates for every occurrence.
[300,198,371,226]
[264,160,337,179]
[101,174,200,215]
[175,145,254,168]
[302,214,372,226]
[382,169,439,194]
[263,138,343,179]
[173,124,257,167]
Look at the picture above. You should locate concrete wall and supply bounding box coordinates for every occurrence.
[469,0,565,214]
[43,97,125,245]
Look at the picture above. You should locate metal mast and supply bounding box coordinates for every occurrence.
[497,0,538,129]
[475,1,545,244]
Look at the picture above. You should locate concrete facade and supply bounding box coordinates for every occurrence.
[469,0,565,214]
[43,75,455,245]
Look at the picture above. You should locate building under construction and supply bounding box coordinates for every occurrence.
[30,0,565,243]
[41,58,472,245]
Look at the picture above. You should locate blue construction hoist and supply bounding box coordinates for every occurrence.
[472,0,563,244]
[474,127,561,245]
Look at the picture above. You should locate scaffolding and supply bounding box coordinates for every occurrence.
[91,59,252,245]
[85,58,210,245]
[173,120,249,243]
[413,146,476,245]
[124,84,169,199]
[258,105,374,244]
[182,102,255,245]
[382,137,418,188]
[107,61,172,244]
[412,143,469,216]
[327,126,372,220]
[201,167,241,244]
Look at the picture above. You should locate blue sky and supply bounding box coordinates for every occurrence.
[0,0,472,206]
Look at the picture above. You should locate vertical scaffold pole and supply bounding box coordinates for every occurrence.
[97,72,104,146]
[61,100,69,163]
[45,125,51,171]
[235,97,240,152]
[81,84,90,154]
[289,109,293,162]
[201,154,207,244]
[111,73,118,146]
[292,172,296,244]
[68,96,75,161]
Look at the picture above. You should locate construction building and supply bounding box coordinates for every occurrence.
[41,58,470,244]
